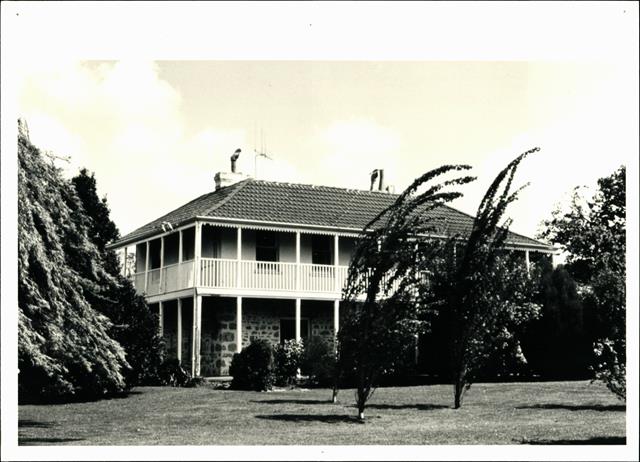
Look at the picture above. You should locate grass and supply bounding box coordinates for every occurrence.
[18,380,625,445]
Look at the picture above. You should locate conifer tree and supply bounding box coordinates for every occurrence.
[70,169,163,386]
[18,124,128,401]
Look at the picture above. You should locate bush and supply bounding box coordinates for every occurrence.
[301,336,336,387]
[229,339,275,391]
[157,358,192,387]
[273,339,304,387]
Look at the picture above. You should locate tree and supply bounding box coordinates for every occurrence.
[422,148,542,408]
[335,164,476,420]
[520,261,595,379]
[539,166,626,399]
[18,123,128,401]
[70,169,164,387]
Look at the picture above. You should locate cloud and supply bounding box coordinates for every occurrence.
[18,61,304,236]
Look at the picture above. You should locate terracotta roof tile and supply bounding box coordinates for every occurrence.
[113,179,551,250]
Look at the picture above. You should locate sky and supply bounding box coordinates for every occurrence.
[16,59,634,240]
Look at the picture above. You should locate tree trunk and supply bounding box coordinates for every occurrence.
[331,385,339,404]
[454,372,465,409]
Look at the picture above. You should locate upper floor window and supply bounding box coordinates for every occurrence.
[311,235,332,265]
[256,231,279,262]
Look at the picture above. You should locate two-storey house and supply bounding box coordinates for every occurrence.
[109,166,554,377]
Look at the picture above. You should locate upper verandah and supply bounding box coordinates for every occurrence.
[109,177,553,252]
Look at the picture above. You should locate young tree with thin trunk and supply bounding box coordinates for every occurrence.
[422,148,541,409]
[334,165,476,420]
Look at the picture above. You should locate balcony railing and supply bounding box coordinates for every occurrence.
[133,258,352,296]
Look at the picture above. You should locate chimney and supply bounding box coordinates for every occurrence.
[214,148,251,190]
[369,169,379,191]
[378,169,385,191]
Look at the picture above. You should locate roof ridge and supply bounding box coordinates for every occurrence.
[249,178,399,196]
[201,178,252,216]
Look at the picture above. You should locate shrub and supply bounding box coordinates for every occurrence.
[157,358,191,387]
[273,339,304,387]
[229,339,275,391]
[301,336,336,387]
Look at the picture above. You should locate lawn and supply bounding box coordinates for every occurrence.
[18,380,625,445]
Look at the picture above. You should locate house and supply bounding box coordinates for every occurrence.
[108,164,554,378]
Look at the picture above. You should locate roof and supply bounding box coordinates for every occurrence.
[112,178,552,250]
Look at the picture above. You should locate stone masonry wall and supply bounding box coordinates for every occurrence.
[194,297,338,377]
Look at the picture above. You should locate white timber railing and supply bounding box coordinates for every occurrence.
[132,259,406,297]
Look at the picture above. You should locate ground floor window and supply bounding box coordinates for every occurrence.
[280,318,309,344]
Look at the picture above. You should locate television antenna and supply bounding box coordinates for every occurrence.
[253,125,273,178]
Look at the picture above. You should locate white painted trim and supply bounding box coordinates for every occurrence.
[194,222,202,288]
[197,216,363,237]
[194,294,203,377]
[159,236,165,292]
[333,235,340,291]
[295,298,301,342]
[191,291,197,376]
[109,222,197,250]
[236,296,243,354]
[144,241,150,292]
[236,227,242,288]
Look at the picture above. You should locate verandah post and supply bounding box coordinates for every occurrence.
[295,298,301,342]
[194,222,202,287]
[236,296,243,354]
[144,240,150,292]
[334,234,340,292]
[236,227,242,288]
[295,231,301,291]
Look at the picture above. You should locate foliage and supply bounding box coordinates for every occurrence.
[70,169,163,387]
[273,339,304,387]
[421,148,542,408]
[157,358,193,387]
[301,336,336,387]
[539,166,625,399]
[18,125,128,401]
[335,164,476,420]
[229,339,275,391]
[520,261,595,379]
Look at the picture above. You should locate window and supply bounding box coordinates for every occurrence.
[256,231,279,262]
[280,319,309,344]
[311,235,332,265]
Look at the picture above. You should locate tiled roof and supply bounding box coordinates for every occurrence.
[113,179,551,250]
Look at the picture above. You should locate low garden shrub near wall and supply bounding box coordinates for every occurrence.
[273,339,304,387]
[229,339,275,391]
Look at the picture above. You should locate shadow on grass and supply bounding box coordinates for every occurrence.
[18,419,55,429]
[255,414,361,424]
[252,399,332,405]
[516,404,625,412]
[366,404,449,411]
[19,437,85,445]
[523,436,626,445]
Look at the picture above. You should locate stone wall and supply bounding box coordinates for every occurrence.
[201,297,237,377]
[164,297,339,377]
[241,299,294,347]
